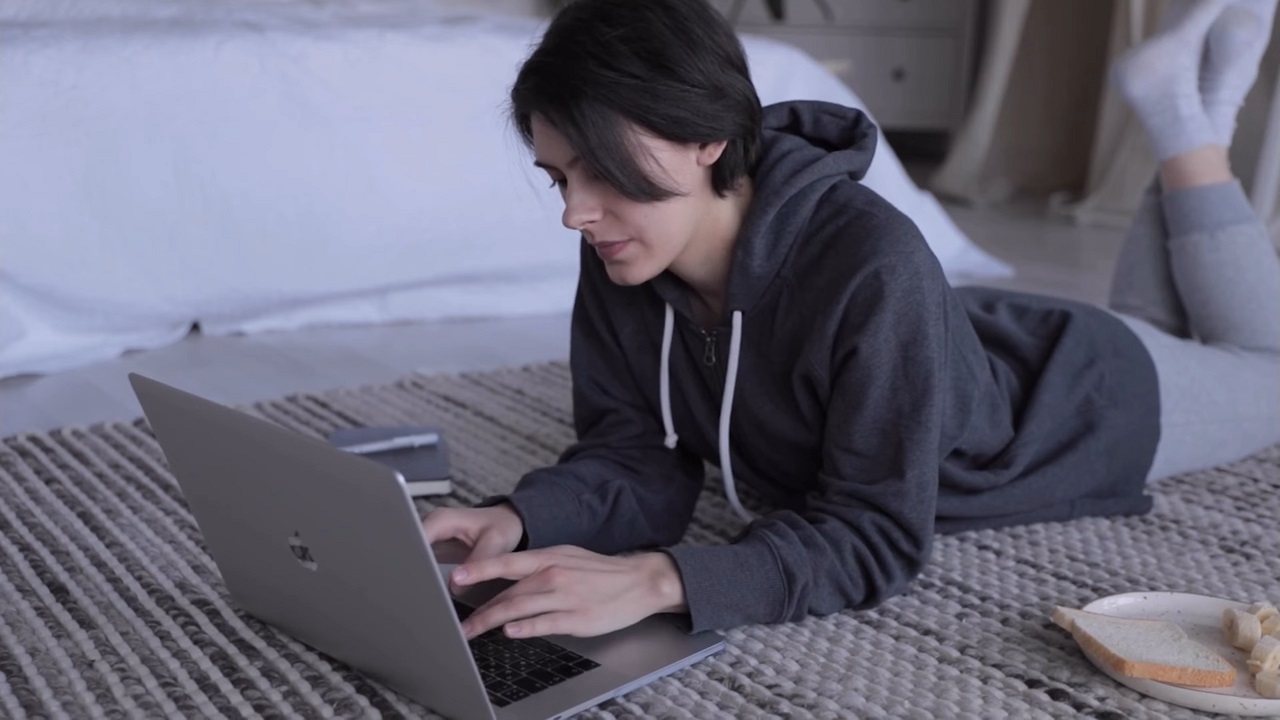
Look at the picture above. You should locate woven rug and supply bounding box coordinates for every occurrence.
[1,362,1277,720]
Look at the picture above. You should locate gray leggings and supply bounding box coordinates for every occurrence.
[1109,180,1280,481]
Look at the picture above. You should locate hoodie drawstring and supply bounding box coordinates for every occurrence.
[659,303,753,522]
[719,310,750,522]
[660,304,679,450]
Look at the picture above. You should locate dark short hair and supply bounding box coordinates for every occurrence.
[510,0,762,201]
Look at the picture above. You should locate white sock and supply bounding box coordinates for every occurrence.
[1202,0,1278,146]
[1112,0,1229,159]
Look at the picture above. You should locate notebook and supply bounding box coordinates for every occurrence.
[329,425,452,496]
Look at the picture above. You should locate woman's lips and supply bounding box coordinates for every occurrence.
[593,240,631,261]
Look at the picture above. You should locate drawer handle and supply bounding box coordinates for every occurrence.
[891,67,907,83]
[730,0,835,23]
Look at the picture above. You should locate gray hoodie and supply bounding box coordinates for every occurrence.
[495,101,1160,633]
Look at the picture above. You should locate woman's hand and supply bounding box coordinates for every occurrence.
[451,546,686,640]
[421,504,525,563]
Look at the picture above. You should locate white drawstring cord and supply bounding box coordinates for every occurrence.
[658,304,753,522]
[719,310,752,522]
[660,303,679,449]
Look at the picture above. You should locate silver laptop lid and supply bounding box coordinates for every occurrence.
[129,373,495,720]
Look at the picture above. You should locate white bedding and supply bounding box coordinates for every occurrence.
[0,0,1011,378]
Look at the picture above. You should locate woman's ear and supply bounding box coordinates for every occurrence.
[696,140,729,167]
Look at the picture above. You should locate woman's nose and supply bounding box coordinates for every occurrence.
[561,184,604,231]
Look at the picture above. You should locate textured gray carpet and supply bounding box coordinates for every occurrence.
[1,362,1277,719]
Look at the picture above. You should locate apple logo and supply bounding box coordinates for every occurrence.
[288,531,318,571]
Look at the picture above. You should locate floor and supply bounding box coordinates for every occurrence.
[0,201,1128,437]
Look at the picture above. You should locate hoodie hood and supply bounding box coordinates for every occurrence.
[652,100,878,316]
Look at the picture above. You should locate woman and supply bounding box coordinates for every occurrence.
[423,0,1280,640]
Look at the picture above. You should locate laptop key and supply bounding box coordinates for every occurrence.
[527,668,563,686]
[507,658,537,673]
[555,663,588,679]
[513,645,542,661]
[486,678,517,695]
[512,676,549,694]
[555,661,586,676]
[487,692,512,708]
[502,686,532,704]
[493,666,523,683]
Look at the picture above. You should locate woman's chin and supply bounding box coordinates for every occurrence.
[603,260,659,287]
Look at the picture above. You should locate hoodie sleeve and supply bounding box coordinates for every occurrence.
[665,236,949,633]
[494,245,706,555]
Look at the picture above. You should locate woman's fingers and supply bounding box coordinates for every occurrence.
[454,550,547,586]
[463,531,518,564]
[461,586,562,639]
[420,507,477,545]
[452,550,673,640]
[423,506,525,563]
[502,611,579,639]
[455,546,595,586]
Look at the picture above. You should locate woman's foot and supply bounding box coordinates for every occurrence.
[1112,0,1230,159]
[1203,0,1279,145]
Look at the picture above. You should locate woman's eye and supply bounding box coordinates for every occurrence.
[548,178,567,191]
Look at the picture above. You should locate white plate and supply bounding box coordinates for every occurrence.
[1078,592,1280,716]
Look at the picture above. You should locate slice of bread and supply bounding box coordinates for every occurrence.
[1053,607,1237,688]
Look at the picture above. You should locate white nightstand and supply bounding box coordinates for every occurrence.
[712,0,979,132]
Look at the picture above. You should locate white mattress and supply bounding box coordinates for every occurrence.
[0,0,1011,378]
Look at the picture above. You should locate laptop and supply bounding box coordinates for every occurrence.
[129,373,725,720]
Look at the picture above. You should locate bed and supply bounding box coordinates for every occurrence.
[0,0,1012,379]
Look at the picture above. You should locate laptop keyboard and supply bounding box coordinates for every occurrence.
[453,602,601,708]
[469,630,601,707]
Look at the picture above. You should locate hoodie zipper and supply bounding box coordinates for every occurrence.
[699,328,718,367]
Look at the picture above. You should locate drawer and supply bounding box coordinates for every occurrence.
[712,0,967,31]
[745,30,961,130]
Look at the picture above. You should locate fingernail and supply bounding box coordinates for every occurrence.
[453,568,468,583]
[506,623,523,637]
[461,621,473,637]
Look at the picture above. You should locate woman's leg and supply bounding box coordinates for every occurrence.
[1107,183,1189,337]
[1158,147,1280,352]
[1105,0,1231,336]
[1110,0,1280,480]
[1122,163,1280,480]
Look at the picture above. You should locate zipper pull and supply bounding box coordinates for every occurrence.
[702,330,717,367]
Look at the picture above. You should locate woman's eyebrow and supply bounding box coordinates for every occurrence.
[533,155,581,172]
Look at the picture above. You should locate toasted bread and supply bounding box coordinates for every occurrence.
[1053,607,1236,688]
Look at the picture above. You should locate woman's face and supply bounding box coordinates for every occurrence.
[530,114,723,286]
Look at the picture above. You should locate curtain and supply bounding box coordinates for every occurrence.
[931,0,1280,237]
[1052,0,1166,228]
